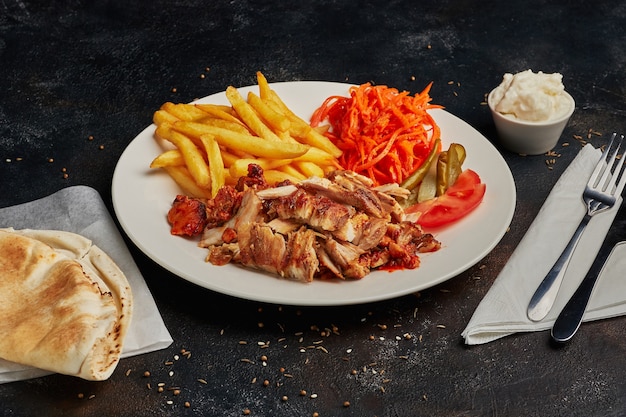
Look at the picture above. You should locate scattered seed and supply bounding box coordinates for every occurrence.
[343,401,351,407]
[282,395,288,402]
[77,393,84,399]
[88,135,94,141]
[184,401,191,408]
[243,409,251,415]
[300,389,307,396]
[436,324,446,329]
[197,378,208,384]
[263,380,270,387]
[310,393,318,399]
[143,371,151,377]
[98,145,105,150]
[157,387,164,393]
[171,87,177,93]
[88,394,96,400]
[166,400,173,405]
[377,324,387,330]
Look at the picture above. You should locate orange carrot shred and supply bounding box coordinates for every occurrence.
[310,82,442,186]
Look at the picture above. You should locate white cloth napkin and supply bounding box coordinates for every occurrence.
[0,186,173,382]
[462,144,625,345]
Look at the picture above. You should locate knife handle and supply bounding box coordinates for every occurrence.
[551,244,614,343]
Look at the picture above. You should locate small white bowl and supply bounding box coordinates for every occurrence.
[487,90,575,155]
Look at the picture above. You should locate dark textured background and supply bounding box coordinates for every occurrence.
[2,1,626,416]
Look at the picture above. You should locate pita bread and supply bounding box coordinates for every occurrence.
[0,228,132,381]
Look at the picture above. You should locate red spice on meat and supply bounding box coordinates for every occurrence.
[167,195,208,236]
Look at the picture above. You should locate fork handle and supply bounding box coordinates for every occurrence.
[527,214,591,322]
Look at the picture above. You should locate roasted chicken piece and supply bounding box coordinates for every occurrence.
[170,164,441,282]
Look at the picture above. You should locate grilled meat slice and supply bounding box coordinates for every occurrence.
[321,237,370,280]
[171,164,442,283]
[332,213,388,250]
[206,243,239,266]
[199,188,263,248]
[205,185,242,229]
[167,195,207,236]
[238,222,287,276]
[282,227,319,282]
[300,174,385,219]
[272,188,354,232]
[237,223,318,282]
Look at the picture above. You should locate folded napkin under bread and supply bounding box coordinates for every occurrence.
[0,186,173,382]
[463,144,626,345]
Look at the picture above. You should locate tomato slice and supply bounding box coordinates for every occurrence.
[406,169,486,228]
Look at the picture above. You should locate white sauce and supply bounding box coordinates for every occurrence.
[490,69,571,122]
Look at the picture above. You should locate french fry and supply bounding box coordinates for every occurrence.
[199,118,251,135]
[173,121,310,159]
[153,109,179,126]
[247,91,290,133]
[199,134,225,198]
[161,102,210,121]
[267,90,343,158]
[256,71,272,100]
[163,166,212,199]
[263,169,302,185]
[195,103,245,125]
[228,157,291,179]
[150,149,185,168]
[278,164,307,181]
[292,147,337,165]
[295,161,325,178]
[164,129,211,189]
[152,71,343,197]
[225,86,283,142]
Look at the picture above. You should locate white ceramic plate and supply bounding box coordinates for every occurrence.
[112,81,516,306]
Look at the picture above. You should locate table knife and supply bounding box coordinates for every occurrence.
[551,241,625,343]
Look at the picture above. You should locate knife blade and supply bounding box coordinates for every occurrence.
[551,240,625,343]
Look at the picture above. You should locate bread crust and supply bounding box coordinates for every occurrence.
[0,229,132,381]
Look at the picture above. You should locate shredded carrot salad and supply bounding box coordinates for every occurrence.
[310,83,442,186]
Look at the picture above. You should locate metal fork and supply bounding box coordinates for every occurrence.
[527,133,626,322]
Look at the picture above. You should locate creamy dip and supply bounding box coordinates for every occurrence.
[490,69,571,122]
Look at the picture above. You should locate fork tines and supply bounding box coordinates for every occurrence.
[596,133,626,196]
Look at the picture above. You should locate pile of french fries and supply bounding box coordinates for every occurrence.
[150,72,342,199]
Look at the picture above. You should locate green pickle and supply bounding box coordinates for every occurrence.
[436,143,466,196]
[400,138,441,191]
[399,141,466,208]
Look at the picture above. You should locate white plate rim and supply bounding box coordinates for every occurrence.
[112,81,516,306]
